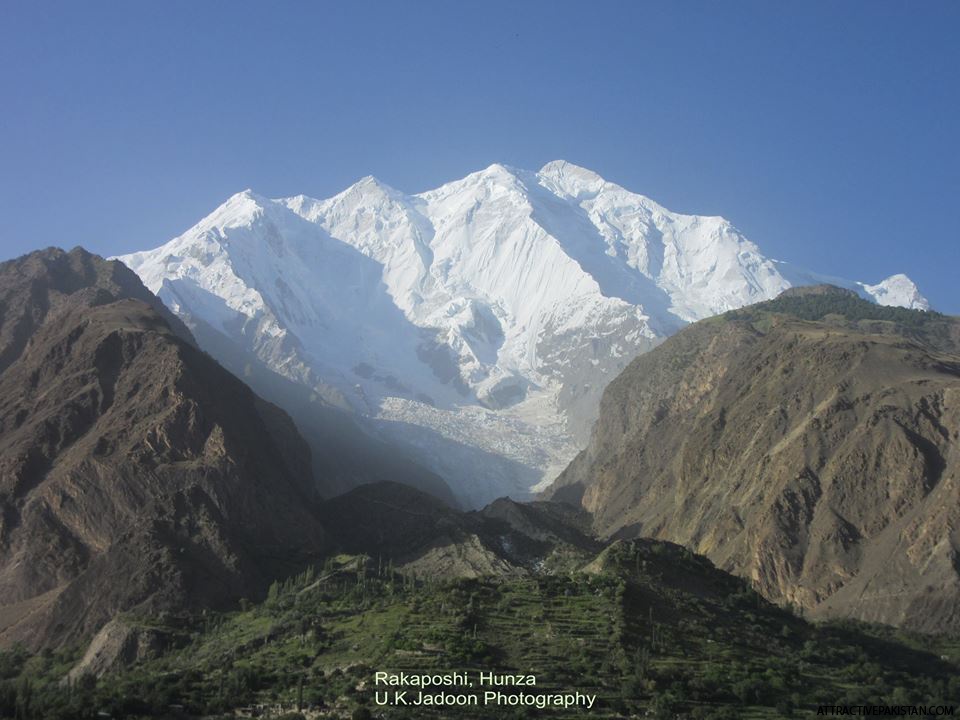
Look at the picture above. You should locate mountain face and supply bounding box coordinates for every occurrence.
[547,287,960,632]
[117,161,929,507]
[0,248,327,649]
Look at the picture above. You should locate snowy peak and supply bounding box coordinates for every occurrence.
[859,274,929,311]
[116,161,930,508]
[200,189,271,230]
[416,162,532,211]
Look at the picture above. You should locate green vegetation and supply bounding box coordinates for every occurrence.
[746,291,944,326]
[718,289,960,358]
[726,289,953,338]
[1,543,957,719]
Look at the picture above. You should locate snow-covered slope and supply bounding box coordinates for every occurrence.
[118,161,929,507]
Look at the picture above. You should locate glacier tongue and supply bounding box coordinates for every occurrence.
[117,161,930,508]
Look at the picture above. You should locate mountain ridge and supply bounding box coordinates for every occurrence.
[0,247,328,649]
[545,288,960,632]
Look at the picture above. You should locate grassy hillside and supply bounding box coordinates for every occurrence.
[2,541,957,719]
[727,285,959,352]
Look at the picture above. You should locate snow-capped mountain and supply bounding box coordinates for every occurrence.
[118,161,929,507]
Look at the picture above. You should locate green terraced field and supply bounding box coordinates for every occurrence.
[2,541,958,719]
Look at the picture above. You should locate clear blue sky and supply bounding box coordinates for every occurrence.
[1,1,957,311]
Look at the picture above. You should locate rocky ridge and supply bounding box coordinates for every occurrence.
[0,248,327,649]
[548,287,960,632]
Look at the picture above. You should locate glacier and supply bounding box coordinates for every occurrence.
[117,160,929,507]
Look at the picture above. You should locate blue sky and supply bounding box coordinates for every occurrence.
[1,1,957,311]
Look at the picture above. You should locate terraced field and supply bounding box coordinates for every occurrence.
[2,542,958,719]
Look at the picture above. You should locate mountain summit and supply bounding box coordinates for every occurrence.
[118,162,929,506]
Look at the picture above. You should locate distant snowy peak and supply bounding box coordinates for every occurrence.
[121,161,930,388]
[120,160,931,406]
[859,274,929,311]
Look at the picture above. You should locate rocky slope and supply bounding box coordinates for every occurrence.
[548,286,960,632]
[117,162,928,507]
[319,481,600,579]
[0,247,328,649]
